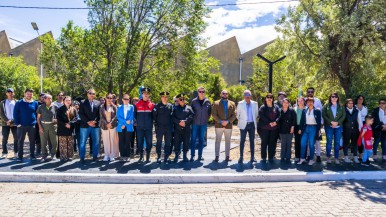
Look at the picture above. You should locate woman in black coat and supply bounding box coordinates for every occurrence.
[57,96,78,161]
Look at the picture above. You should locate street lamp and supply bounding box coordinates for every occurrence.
[256,53,286,93]
[31,22,43,93]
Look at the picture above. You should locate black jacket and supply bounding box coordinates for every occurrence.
[257,104,280,131]
[372,107,386,136]
[57,106,77,136]
[278,108,296,134]
[172,104,194,130]
[153,102,173,127]
[299,108,322,138]
[190,97,211,125]
[78,99,100,128]
[343,107,360,130]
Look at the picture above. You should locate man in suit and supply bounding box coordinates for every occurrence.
[372,98,386,162]
[212,90,236,162]
[236,90,259,163]
[78,89,101,164]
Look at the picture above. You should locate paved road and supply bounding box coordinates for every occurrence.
[0,181,385,217]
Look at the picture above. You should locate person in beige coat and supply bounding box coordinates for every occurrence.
[99,93,118,161]
[211,90,236,162]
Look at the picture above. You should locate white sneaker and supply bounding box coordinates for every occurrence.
[297,159,305,165]
[344,157,352,163]
[1,153,6,158]
[103,156,109,162]
[109,157,115,162]
[327,158,332,164]
[335,158,340,164]
[308,160,315,165]
[354,156,360,163]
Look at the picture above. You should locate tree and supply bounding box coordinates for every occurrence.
[0,55,40,100]
[276,0,386,97]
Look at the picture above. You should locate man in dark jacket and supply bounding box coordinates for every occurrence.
[172,93,194,162]
[135,87,154,162]
[0,88,17,158]
[372,98,386,162]
[342,99,362,163]
[153,91,173,163]
[189,87,211,161]
[78,89,101,164]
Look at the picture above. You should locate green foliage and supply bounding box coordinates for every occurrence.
[0,55,40,100]
[227,85,247,104]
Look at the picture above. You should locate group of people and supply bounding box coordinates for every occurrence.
[1,86,386,167]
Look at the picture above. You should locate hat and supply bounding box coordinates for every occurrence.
[159,91,170,97]
[176,93,186,99]
[74,100,80,106]
[278,91,287,97]
[39,93,46,97]
[141,87,151,93]
[6,88,14,93]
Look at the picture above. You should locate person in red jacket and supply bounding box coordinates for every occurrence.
[358,115,374,166]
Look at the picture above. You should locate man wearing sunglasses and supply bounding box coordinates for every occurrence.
[212,90,236,162]
[78,89,101,164]
[237,90,259,163]
[172,94,194,162]
[190,87,211,161]
[153,91,173,163]
[53,92,64,108]
[135,87,155,163]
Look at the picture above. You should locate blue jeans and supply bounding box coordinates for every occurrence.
[190,124,207,158]
[362,149,373,162]
[300,125,317,160]
[373,133,386,156]
[79,127,100,159]
[325,126,342,158]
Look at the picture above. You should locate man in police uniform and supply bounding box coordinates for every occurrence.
[172,94,194,162]
[153,91,173,163]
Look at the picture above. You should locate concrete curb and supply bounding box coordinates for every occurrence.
[1,171,386,184]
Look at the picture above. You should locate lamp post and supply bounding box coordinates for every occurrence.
[256,53,286,93]
[31,22,43,93]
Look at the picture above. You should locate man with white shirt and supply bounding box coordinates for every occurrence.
[307,87,323,162]
[236,90,259,163]
[0,88,17,158]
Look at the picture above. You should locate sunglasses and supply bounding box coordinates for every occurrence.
[331,96,338,98]
[380,102,386,104]
[198,91,205,93]
[307,91,314,93]
[222,93,229,95]
[123,98,130,101]
[88,92,96,95]
[106,97,113,99]
[244,94,251,97]
[179,98,185,101]
[266,96,273,99]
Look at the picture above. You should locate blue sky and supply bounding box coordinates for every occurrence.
[0,0,298,53]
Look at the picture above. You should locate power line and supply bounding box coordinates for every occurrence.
[0,1,299,10]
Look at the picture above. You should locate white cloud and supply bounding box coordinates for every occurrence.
[202,0,298,52]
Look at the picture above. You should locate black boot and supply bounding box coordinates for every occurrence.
[138,152,144,163]
[173,152,179,163]
[163,154,169,163]
[157,153,161,163]
[183,152,188,162]
[146,151,150,162]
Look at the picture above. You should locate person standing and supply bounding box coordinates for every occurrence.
[53,92,64,108]
[278,98,296,162]
[306,87,323,162]
[117,94,135,161]
[134,87,154,162]
[100,93,118,162]
[35,93,46,157]
[37,94,59,161]
[298,97,322,165]
[358,115,374,165]
[342,99,362,163]
[13,88,39,161]
[275,92,288,109]
[355,95,368,160]
[78,89,101,164]
[212,90,236,162]
[322,92,346,164]
[237,90,259,163]
[153,91,173,163]
[372,99,386,162]
[294,96,306,162]
[56,96,77,161]
[0,88,17,158]
[172,94,194,163]
[190,87,211,161]
[257,93,280,163]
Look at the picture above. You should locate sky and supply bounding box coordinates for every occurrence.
[0,0,298,53]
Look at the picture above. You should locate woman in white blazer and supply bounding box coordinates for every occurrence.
[236,90,259,164]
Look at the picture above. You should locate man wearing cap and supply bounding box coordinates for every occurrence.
[172,94,194,162]
[275,91,290,109]
[237,90,259,163]
[212,89,236,162]
[153,91,173,163]
[13,88,39,161]
[134,87,155,162]
[37,94,59,161]
[0,88,17,158]
[190,87,212,161]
